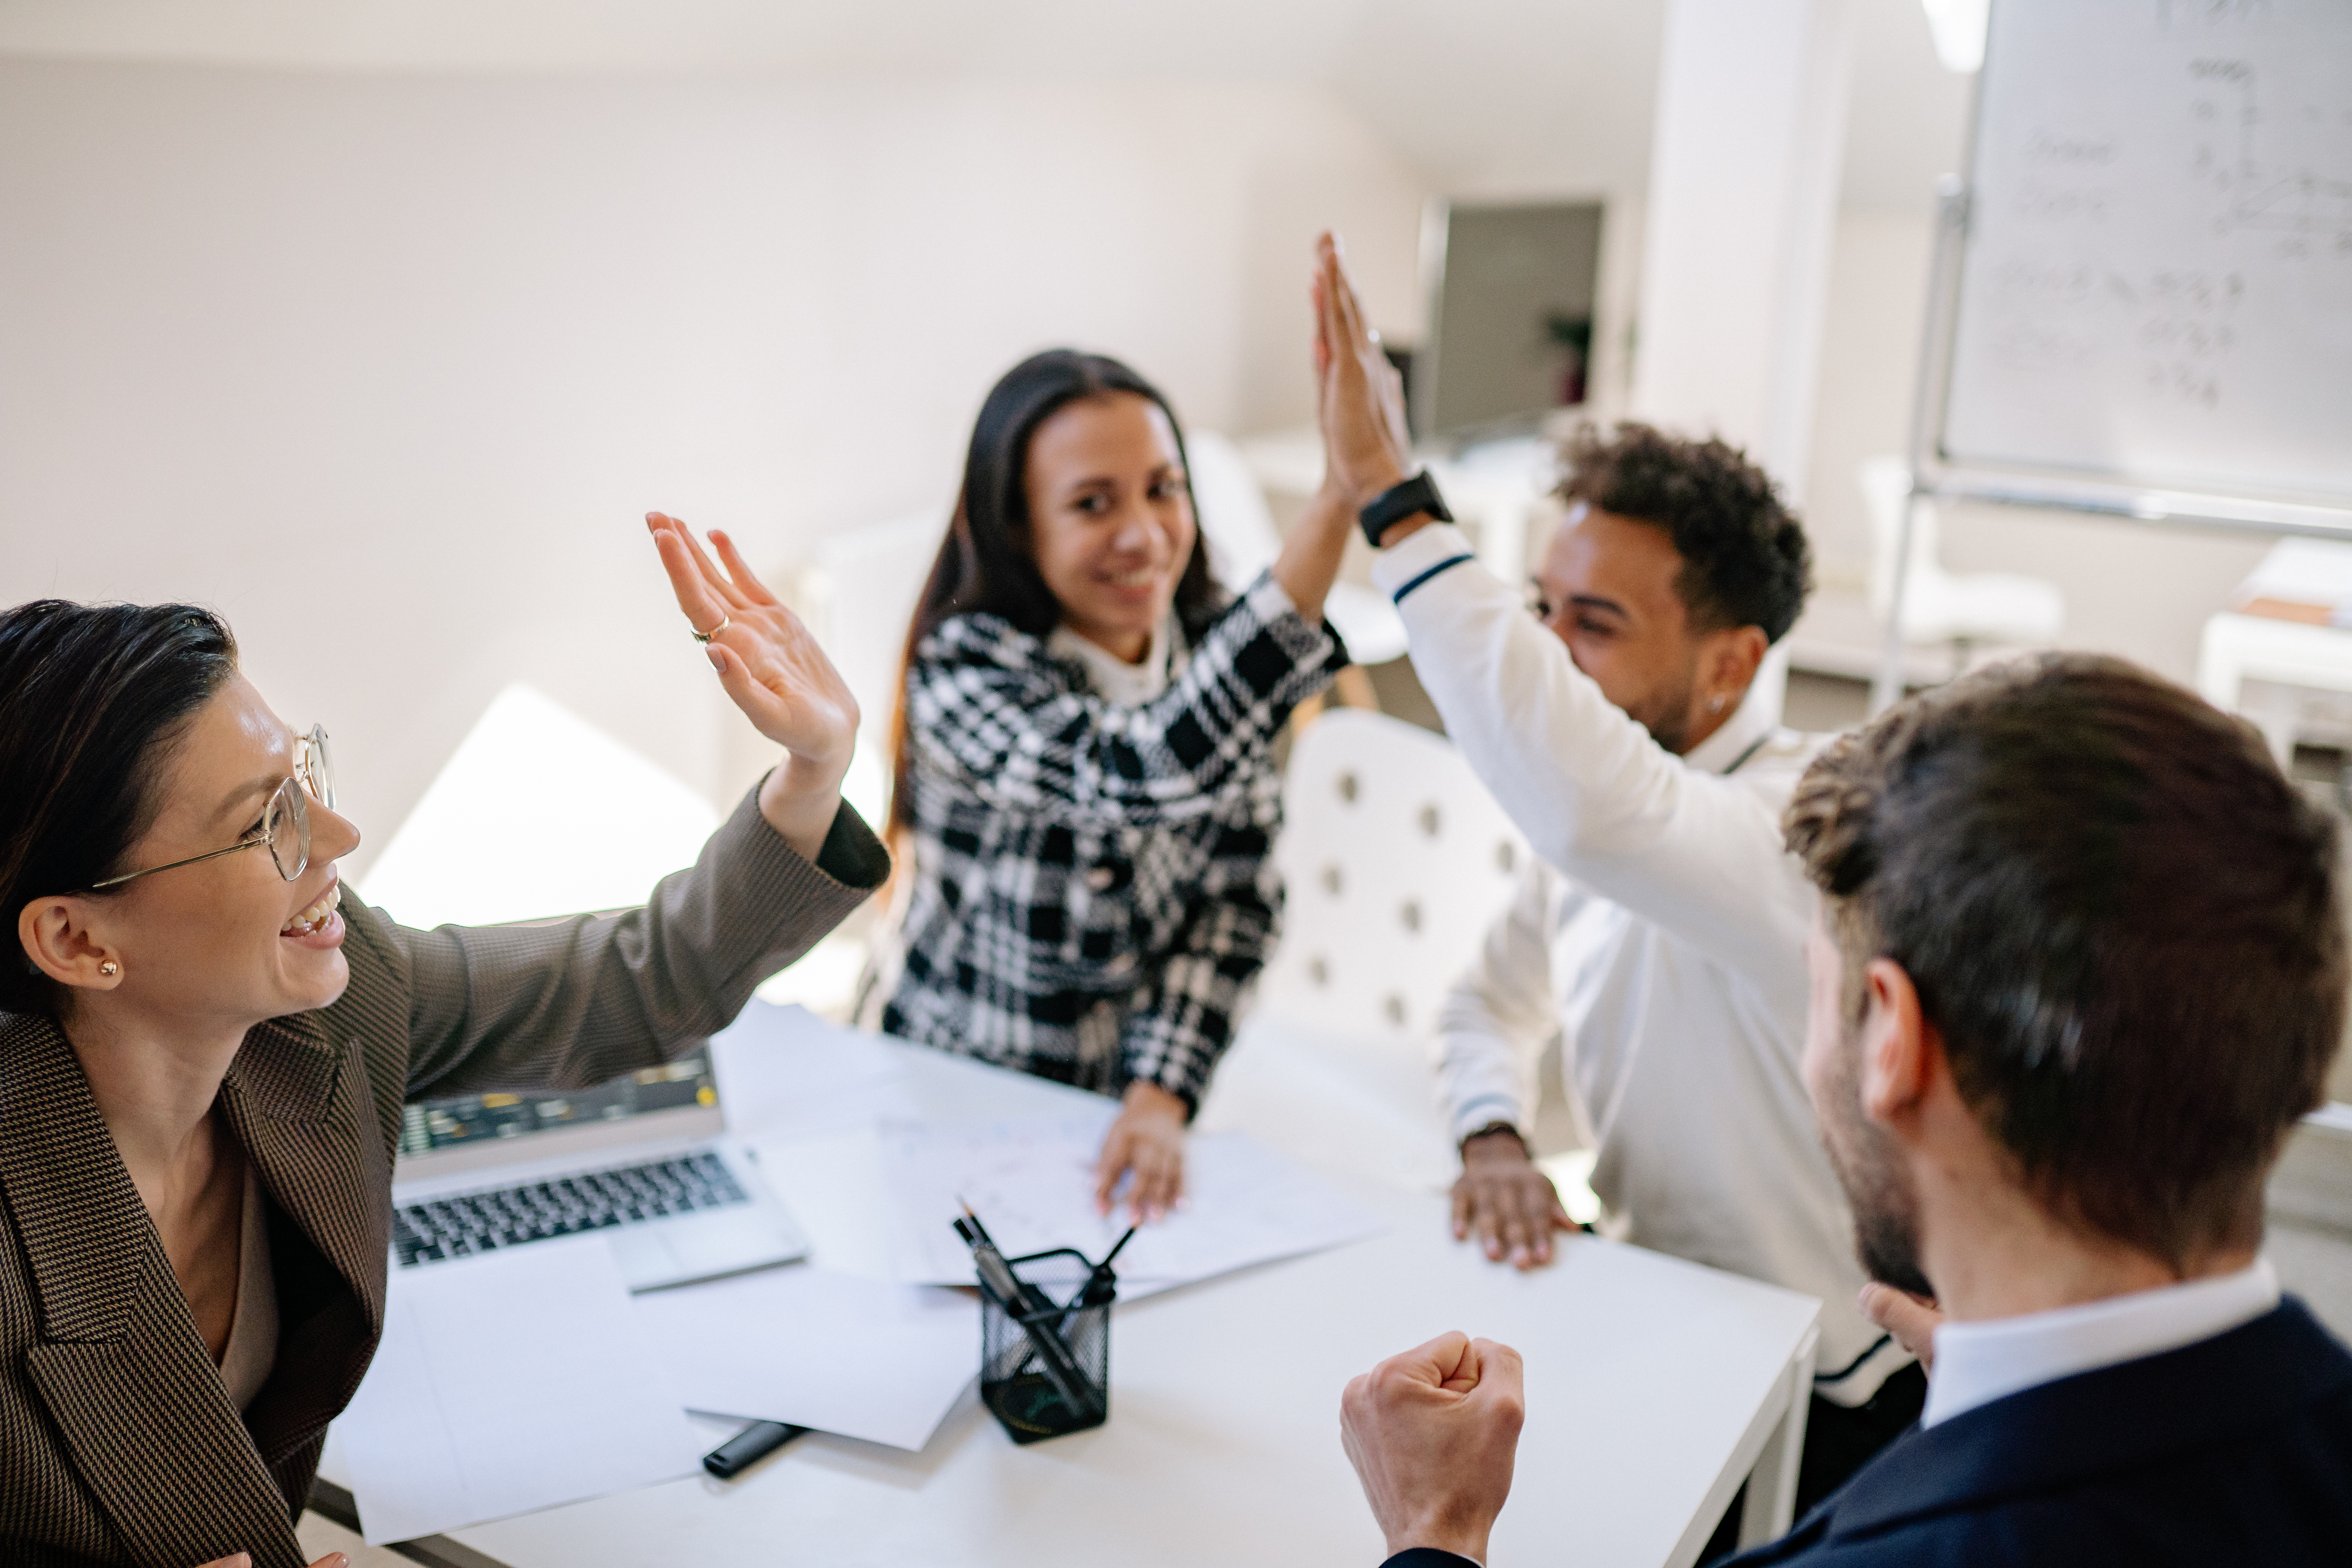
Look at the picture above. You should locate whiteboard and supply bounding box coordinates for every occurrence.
[1940,0,2352,511]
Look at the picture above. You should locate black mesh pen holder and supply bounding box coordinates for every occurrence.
[978,1247,1112,1444]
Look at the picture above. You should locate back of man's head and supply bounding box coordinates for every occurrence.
[1559,422,1813,643]
[1784,652,2345,1268]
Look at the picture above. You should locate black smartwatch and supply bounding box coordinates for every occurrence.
[1357,469,1454,549]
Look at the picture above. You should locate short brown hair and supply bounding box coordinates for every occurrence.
[1783,653,2345,1266]
[1559,422,1813,642]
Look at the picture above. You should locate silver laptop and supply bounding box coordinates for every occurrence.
[390,1046,808,1291]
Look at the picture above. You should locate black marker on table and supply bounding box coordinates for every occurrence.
[702,1419,808,1479]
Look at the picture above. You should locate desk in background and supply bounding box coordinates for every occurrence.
[321,1015,1821,1568]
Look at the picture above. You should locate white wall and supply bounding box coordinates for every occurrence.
[0,60,1426,880]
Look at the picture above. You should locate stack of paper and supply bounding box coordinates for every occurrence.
[882,1110,1384,1297]
[637,1266,978,1451]
[336,1238,706,1545]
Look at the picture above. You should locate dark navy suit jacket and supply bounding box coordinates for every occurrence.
[1380,1298,2352,1568]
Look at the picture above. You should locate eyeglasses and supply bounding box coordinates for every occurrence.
[87,725,336,892]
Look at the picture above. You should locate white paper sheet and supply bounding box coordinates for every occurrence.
[710,1000,920,1145]
[749,1129,902,1281]
[884,1113,1384,1296]
[337,1237,704,1545]
[637,1265,978,1451]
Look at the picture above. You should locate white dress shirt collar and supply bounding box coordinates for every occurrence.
[1923,1257,2281,1428]
[1682,670,1777,777]
[1047,615,1173,706]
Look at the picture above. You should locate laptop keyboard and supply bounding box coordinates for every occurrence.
[394,1150,750,1267]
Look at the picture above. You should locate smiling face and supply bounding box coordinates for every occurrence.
[1022,392,1197,664]
[74,671,363,1032]
[1530,505,1716,753]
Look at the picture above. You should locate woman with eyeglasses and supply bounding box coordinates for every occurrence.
[0,516,888,1568]
[856,244,1375,1224]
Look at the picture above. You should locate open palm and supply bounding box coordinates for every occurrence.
[646,512,859,772]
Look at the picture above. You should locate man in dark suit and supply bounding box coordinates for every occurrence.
[1339,652,2352,1566]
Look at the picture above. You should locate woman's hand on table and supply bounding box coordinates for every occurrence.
[647,512,860,862]
[1451,1129,1575,1270]
[1092,1081,1188,1224]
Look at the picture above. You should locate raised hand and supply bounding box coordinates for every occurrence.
[1311,232,1414,511]
[1341,1331,1526,1564]
[646,512,860,859]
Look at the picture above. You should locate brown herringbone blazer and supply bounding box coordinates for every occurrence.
[0,790,888,1568]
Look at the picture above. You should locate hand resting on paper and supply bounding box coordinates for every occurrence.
[1092,1080,1187,1223]
[1341,1332,1526,1565]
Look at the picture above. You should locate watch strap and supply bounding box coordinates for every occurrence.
[1358,469,1454,549]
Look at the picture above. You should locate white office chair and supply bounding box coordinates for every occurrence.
[1861,455,2064,674]
[1195,709,1527,1191]
[2196,538,2352,767]
[1188,429,1411,666]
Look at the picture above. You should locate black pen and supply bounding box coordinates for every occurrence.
[702,1419,808,1479]
[954,1207,1103,1424]
[1080,1223,1138,1307]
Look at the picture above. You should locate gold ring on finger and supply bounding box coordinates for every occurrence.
[691,613,731,644]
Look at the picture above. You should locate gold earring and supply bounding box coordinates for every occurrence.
[99,960,119,978]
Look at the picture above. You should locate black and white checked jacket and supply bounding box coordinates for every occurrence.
[860,571,1346,1107]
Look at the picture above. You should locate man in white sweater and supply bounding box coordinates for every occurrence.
[1302,233,1916,1527]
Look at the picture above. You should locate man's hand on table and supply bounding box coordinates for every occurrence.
[1452,1127,1575,1270]
[1342,1332,1526,1565]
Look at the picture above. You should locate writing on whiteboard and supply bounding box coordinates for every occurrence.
[1942,0,2352,501]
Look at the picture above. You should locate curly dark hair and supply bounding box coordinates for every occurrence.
[1559,423,1813,642]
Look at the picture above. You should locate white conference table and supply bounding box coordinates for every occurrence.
[322,1013,1822,1568]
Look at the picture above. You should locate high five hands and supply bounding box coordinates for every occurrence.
[1310,232,1417,528]
[646,512,861,862]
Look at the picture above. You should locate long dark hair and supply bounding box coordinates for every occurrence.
[888,350,1221,832]
[1,600,241,1016]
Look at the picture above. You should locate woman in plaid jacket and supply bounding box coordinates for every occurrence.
[857,331,1369,1221]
